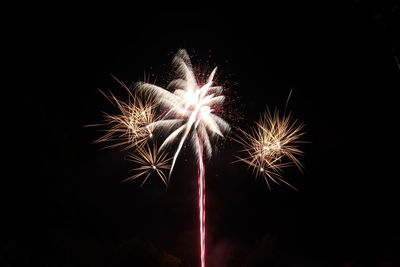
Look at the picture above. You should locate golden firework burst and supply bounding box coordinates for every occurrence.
[124,144,172,187]
[235,109,305,190]
[94,77,158,150]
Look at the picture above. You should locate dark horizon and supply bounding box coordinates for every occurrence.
[3,2,399,266]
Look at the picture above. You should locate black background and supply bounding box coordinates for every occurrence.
[3,1,400,266]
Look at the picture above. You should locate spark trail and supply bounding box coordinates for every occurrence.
[197,131,206,267]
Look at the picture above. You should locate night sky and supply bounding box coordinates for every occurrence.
[3,2,400,266]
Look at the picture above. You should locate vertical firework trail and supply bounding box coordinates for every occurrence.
[197,130,206,267]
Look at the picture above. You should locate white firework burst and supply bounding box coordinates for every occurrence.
[137,49,230,179]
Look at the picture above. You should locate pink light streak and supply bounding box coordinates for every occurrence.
[197,131,206,267]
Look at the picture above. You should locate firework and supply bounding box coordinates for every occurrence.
[125,144,172,187]
[93,49,306,267]
[235,109,305,190]
[137,50,230,174]
[137,49,230,267]
[94,77,158,150]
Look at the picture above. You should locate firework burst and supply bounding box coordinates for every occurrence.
[125,144,172,187]
[137,49,230,174]
[94,77,158,150]
[235,109,305,190]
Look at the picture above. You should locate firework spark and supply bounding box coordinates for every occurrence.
[235,109,305,190]
[94,78,158,150]
[137,49,230,267]
[124,144,172,186]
